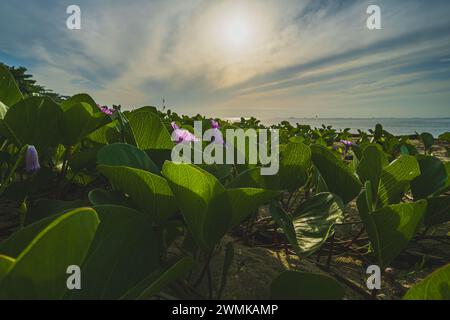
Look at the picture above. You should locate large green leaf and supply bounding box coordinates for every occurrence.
[61,93,98,112]
[0,64,23,106]
[311,144,361,204]
[61,102,110,146]
[226,167,280,190]
[291,193,344,256]
[271,271,344,300]
[88,188,137,208]
[98,165,177,222]
[127,110,173,151]
[411,156,447,199]
[161,162,232,250]
[404,264,450,300]
[357,195,427,267]
[227,188,280,228]
[377,155,420,207]
[1,96,63,153]
[0,208,99,299]
[97,143,159,173]
[357,144,388,199]
[279,142,311,191]
[424,196,450,227]
[66,205,161,299]
[121,256,195,300]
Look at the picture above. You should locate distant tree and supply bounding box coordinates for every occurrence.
[0,62,67,102]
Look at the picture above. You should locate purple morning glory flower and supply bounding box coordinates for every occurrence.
[25,145,40,173]
[340,140,354,147]
[211,119,220,129]
[210,119,226,146]
[171,122,199,144]
[97,104,114,115]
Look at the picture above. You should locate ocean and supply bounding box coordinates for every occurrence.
[264,118,450,137]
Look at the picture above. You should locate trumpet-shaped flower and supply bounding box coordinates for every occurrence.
[25,145,40,173]
[97,104,114,115]
[171,122,199,144]
[210,119,225,146]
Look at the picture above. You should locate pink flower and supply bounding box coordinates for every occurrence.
[97,104,113,115]
[210,119,227,147]
[211,119,220,129]
[171,122,199,144]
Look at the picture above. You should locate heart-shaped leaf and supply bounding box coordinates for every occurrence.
[227,188,280,228]
[98,165,177,222]
[311,144,361,204]
[411,155,447,199]
[162,162,231,250]
[404,264,450,300]
[0,208,99,299]
[1,96,63,153]
[0,64,23,106]
[376,155,420,207]
[357,193,427,267]
[279,142,311,191]
[97,143,159,173]
[66,205,161,299]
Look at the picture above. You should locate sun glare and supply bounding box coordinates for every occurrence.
[223,15,252,49]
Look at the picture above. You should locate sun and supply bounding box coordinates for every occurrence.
[222,15,252,49]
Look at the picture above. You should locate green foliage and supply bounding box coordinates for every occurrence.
[97,143,159,173]
[311,144,361,203]
[0,208,99,299]
[404,264,450,300]
[0,64,23,107]
[98,165,177,222]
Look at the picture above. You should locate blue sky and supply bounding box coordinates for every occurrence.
[1,0,450,118]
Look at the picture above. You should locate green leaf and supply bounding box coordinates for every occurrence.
[404,264,450,300]
[311,144,361,204]
[61,102,110,146]
[121,256,195,300]
[61,93,98,112]
[88,188,137,208]
[279,142,311,191]
[161,162,232,250]
[271,271,344,300]
[0,64,23,106]
[227,188,280,228]
[97,143,159,173]
[0,255,15,282]
[357,144,388,199]
[291,193,344,256]
[411,156,447,199]
[424,196,450,227]
[377,155,420,207]
[127,111,173,151]
[357,197,427,267]
[1,96,63,153]
[226,167,280,190]
[66,205,161,299]
[0,101,7,119]
[439,132,450,143]
[98,165,177,222]
[419,132,434,151]
[0,208,99,299]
